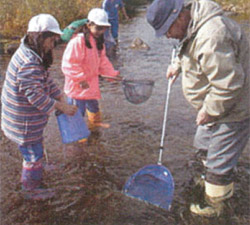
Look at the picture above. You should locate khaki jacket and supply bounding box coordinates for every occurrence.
[177,0,250,123]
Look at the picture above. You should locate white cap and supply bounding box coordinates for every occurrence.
[27,14,63,35]
[87,8,111,26]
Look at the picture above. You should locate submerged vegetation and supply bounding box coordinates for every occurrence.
[0,0,148,38]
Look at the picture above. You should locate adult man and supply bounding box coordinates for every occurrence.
[147,0,250,217]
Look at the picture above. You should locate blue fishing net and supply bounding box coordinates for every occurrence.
[123,164,174,210]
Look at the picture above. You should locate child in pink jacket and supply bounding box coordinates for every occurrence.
[62,8,120,135]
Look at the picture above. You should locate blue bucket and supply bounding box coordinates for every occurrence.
[56,108,90,144]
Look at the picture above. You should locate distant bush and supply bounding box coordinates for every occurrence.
[215,0,250,19]
[0,0,103,38]
[0,0,149,38]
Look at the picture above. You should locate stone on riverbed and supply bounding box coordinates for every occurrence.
[130,37,150,50]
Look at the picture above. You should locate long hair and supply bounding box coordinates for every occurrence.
[80,23,105,51]
[24,32,56,70]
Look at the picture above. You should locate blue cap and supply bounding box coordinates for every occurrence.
[146,0,184,37]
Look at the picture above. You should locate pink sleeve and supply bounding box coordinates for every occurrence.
[99,46,120,77]
[61,35,86,81]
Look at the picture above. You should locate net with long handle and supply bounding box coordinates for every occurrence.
[122,47,177,210]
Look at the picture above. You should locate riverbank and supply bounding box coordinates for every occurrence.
[0,0,148,54]
[0,0,249,54]
[0,0,148,39]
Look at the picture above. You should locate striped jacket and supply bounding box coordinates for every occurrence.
[1,41,61,146]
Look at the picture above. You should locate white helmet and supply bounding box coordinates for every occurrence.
[87,8,111,27]
[27,14,63,35]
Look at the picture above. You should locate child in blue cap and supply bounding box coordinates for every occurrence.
[102,0,129,47]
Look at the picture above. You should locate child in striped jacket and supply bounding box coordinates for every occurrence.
[1,14,77,200]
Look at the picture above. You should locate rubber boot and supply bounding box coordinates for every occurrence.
[21,160,55,200]
[86,110,110,130]
[190,181,234,217]
[78,138,88,144]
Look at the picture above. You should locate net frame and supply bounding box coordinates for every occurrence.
[123,164,174,210]
[122,79,154,104]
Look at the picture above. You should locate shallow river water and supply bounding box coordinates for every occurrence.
[0,7,249,225]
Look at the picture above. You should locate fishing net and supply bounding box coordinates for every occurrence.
[123,48,176,210]
[123,164,174,210]
[122,79,154,104]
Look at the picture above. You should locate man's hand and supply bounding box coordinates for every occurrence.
[196,109,213,125]
[166,65,179,85]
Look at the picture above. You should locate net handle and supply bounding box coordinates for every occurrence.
[100,76,154,85]
[100,75,124,81]
[158,47,176,165]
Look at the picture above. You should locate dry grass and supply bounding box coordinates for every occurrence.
[216,0,250,16]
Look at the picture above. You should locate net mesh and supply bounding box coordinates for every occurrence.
[123,164,174,210]
[122,79,154,104]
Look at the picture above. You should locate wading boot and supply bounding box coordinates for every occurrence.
[193,174,205,188]
[195,149,208,167]
[21,160,55,200]
[189,149,207,188]
[190,181,234,217]
[86,110,110,130]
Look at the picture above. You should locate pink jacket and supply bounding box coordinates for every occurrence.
[62,33,119,100]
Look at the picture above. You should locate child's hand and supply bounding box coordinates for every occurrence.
[55,101,78,116]
[63,104,78,116]
[79,81,89,89]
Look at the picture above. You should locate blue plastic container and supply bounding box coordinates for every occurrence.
[56,109,90,144]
